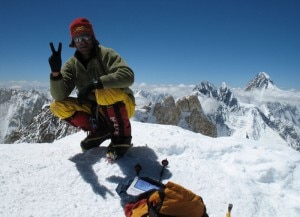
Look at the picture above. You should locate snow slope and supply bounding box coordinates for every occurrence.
[1,121,300,217]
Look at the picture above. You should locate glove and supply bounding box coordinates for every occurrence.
[77,80,103,104]
[49,42,62,72]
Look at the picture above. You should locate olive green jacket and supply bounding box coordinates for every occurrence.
[50,45,134,103]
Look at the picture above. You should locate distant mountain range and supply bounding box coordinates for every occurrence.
[194,72,300,151]
[1,72,299,151]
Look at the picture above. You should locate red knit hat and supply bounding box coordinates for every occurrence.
[69,18,95,47]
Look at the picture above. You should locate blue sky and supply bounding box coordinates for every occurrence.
[0,0,299,90]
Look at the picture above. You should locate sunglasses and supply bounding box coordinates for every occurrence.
[73,35,92,43]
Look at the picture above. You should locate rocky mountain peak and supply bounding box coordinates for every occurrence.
[245,72,275,91]
[194,81,238,109]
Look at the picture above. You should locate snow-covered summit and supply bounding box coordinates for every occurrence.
[1,121,299,217]
[245,72,276,91]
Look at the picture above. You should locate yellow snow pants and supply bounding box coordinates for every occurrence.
[50,89,135,119]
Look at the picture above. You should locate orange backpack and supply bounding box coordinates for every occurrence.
[116,161,209,217]
[122,180,208,217]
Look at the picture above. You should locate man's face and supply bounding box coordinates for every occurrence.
[73,34,93,58]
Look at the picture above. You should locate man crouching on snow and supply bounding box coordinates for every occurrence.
[48,17,135,161]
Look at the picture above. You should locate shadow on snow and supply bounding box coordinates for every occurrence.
[69,144,172,198]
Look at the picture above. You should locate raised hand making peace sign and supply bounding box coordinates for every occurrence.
[48,42,62,72]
